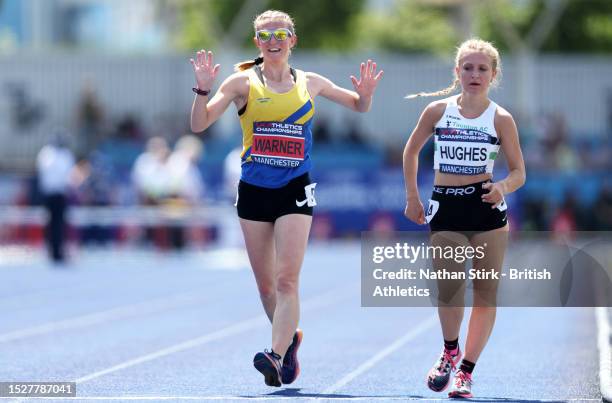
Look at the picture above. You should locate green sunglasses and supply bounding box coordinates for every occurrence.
[256,28,293,42]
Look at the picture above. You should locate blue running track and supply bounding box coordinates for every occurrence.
[0,243,602,401]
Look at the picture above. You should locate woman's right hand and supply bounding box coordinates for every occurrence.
[404,196,426,225]
[190,49,220,91]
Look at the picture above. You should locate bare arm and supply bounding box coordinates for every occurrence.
[306,60,383,113]
[482,108,526,208]
[189,50,247,133]
[190,73,247,132]
[402,101,445,224]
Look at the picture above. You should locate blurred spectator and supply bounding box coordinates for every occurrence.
[581,138,611,171]
[311,214,334,240]
[163,134,204,249]
[345,117,365,145]
[523,139,547,171]
[551,191,581,233]
[71,154,115,245]
[166,135,204,203]
[313,115,331,143]
[6,82,45,130]
[555,143,579,173]
[223,147,242,202]
[220,147,244,247]
[131,136,170,247]
[534,112,580,173]
[76,82,105,157]
[369,212,396,237]
[115,115,145,141]
[385,141,405,166]
[36,131,75,263]
[592,185,612,231]
[71,153,115,206]
[521,196,550,231]
[132,136,171,204]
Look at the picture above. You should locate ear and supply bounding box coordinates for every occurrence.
[291,34,298,49]
[252,36,259,47]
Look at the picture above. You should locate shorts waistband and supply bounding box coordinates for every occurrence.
[240,172,311,190]
[432,180,490,197]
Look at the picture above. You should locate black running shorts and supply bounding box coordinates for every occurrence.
[237,173,316,222]
[426,180,508,232]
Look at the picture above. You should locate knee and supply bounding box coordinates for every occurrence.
[472,284,499,307]
[257,284,276,301]
[276,274,299,295]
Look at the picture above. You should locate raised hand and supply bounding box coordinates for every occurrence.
[190,49,221,91]
[350,59,384,99]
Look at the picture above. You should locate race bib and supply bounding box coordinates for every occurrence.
[425,199,440,223]
[435,128,497,175]
[251,122,305,168]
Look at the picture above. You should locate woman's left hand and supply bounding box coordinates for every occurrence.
[351,59,383,98]
[481,181,506,209]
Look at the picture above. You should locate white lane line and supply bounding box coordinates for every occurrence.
[74,283,358,384]
[322,314,438,395]
[596,307,612,402]
[0,292,207,343]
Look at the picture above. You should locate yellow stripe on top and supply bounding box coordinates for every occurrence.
[238,67,315,188]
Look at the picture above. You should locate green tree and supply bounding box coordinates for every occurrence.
[540,0,612,53]
[351,0,458,54]
[476,0,612,53]
[266,0,365,50]
[162,0,365,51]
[158,0,218,50]
[163,0,612,54]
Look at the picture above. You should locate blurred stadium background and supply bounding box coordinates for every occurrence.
[0,0,610,252]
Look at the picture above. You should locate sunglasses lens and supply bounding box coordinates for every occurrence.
[273,29,289,41]
[257,31,272,41]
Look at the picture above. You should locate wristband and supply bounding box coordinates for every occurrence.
[192,87,210,96]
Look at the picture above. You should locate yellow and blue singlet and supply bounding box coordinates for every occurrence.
[239,66,315,188]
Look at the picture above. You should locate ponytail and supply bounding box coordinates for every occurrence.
[234,56,264,72]
[405,78,459,100]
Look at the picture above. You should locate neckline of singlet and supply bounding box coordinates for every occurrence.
[238,66,298,116]
[451,95,494,121]
[253,65,298,95]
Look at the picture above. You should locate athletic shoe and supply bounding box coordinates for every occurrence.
[281,329,303,384]
[253,349,282,387]
[448,369,473,398]
[426,348,462,392]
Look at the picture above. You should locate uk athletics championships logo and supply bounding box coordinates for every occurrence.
[251,122,305,168]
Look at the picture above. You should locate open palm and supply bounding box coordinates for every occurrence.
[190,49,221,90]
[350,60,383,98]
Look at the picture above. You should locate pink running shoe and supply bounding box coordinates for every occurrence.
[281,329,303,384]
[253,349,282,387]
[426,348,462,392]
[448,369,473,398]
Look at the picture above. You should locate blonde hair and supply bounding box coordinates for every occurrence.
[234,10,296,72]
[406,38,502,99]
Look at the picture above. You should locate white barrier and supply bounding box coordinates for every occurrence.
[0,205,236,226]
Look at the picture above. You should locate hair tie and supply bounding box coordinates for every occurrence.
[254,56,264,65]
